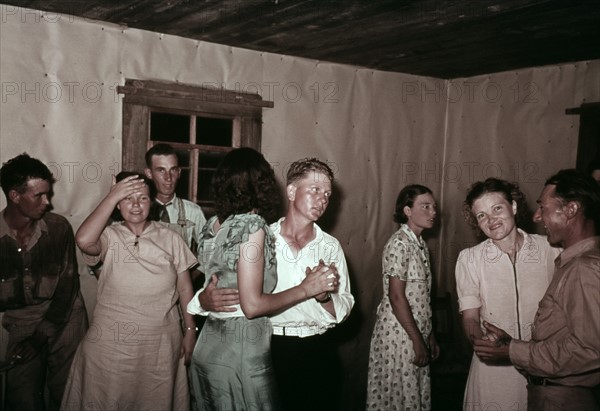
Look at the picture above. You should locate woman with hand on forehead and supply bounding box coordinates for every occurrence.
[62,172,198,411]
[455,178,559,411]
[367,184,440,411]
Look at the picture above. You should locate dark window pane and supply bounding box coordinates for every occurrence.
[174,149,191,170]
[196,117,233,146]
[197,170,215,201]
[151,112,190,143]
[176,168,190,200]
[197,151,228,201]
[199,150,227,168]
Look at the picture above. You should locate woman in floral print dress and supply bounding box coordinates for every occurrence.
[366,184,440,411]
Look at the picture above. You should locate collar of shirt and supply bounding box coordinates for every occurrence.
[0,208,48,250]
[156,194,176,208]
[271,217,324,248]
[482,228,535,254]
[400,223,425,249]
[556,236,600,268]
[270,217,326,290]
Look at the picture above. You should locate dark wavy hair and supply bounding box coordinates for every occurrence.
[286,158,334,185]
[463,178,529,236]
[394,184,433,224]
[111,171,159,222]
[545,169,600,234]
[212,148,279,223]
[1,153,55,197]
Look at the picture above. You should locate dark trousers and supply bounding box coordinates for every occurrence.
[528,384,599,411]
[271,332,342,411]
[4,294,88,411]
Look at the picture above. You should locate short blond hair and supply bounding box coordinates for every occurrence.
[286,158,334,185]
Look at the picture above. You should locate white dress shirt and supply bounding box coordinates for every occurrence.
[269,218,354,337]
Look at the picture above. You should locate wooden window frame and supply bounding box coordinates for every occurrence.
[566,102,600,172]
[118,79,273,211]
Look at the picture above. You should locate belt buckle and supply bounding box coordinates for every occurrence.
[527,375,546,386]
[283,326,303,337]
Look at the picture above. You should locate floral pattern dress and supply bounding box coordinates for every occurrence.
[188,213,279,411]
[366,224,433,411]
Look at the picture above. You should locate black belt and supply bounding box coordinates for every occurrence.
[526,375,563,387]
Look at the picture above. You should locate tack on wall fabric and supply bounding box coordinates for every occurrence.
[440,62,599,296]
[0,8,125,321]
[1,5,599,409]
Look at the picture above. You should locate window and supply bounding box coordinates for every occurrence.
[118,79,273,214]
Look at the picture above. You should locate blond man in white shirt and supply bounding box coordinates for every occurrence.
[195,157,354,411]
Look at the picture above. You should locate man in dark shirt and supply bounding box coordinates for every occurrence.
[0,153,88,411]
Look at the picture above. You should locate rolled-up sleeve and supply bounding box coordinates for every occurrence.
[187,288,209,316]
[328,251,354,323]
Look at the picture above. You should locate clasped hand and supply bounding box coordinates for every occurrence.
[199,258,340,311]
[472,321,512,363]
[304,259,339,300]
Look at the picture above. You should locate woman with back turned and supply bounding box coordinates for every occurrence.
[187,148,338,410]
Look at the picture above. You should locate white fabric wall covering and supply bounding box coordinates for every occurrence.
[440,62,599,298]
[1,6,599,409]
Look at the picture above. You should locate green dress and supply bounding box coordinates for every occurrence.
[190,213,279,411]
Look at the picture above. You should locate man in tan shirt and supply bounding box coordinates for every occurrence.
[473,169,600,410]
